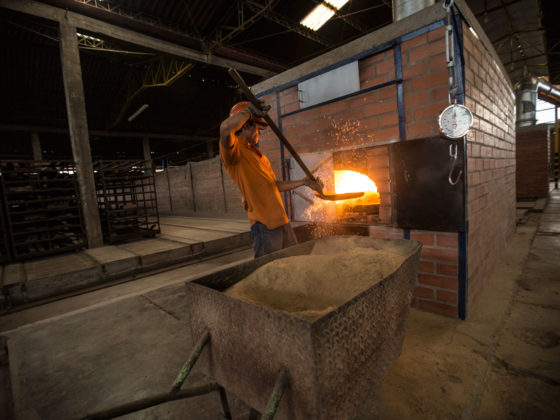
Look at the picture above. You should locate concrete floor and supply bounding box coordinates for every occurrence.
[0,215,252,309]
[1,190,559,419]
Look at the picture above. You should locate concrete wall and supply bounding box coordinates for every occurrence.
[516,125,551,199]
[463,21,517,314]
[154,157,245,217]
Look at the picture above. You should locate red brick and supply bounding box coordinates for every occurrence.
[295,108,320,123]
[437,263,458,276]
[436,234,458,248]
[381,113,399,127]
[437,289,457,304]
[418,273,444,287]
[379,86,397,100]
[418,300,457,317]
[408,38,446,63]
[406,120,433,138]
[280,87,297,97]
[414,102,447,120]
[411,232,435,246]
[281,102,299,114]
[347,91,377,109]
[428,54,446,72]
[376,59,396,77]
[308,118,333,132]
[421,247,458,262]
[361,76,391,89]
[404,61,428,79]
[367,146,389,157]
[412,71,448,91]
[406,90,430,107]
[359,116,379,131]
[441,277,458,290]
[319,101,347,116]
[427,27,445,42]
[432,86,450,103]
[369,126,399,142]
[402,33,428,52]
[418,260,435,273]
[414,286,435,299]
[363,100,396,117]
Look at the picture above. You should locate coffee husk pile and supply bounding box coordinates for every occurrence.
[224,237,407,321]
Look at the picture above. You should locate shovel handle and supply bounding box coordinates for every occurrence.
[228,68,317,182]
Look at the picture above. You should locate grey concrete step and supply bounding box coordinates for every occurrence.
[0,217,251,310]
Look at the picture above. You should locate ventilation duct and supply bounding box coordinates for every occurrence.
[516,77,560,127]
[393,0,436,21]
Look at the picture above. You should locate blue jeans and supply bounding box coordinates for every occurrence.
[250,222,298,258]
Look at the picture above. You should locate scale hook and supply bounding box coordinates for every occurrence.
[448,143,463,186]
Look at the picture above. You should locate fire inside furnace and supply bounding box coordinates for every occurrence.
[334,170,380,223]
[334,170,380,205]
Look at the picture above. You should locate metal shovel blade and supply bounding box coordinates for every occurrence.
[314,191,365,201]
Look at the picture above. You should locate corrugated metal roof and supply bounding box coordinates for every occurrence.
[0,0,557,159]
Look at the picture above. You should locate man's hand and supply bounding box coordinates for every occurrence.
[304,176,324,193]
[247,100,271,118]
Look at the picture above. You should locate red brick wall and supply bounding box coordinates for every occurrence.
[412,231,459,317]
[401,26,449,139]
[516,126,550,198]
[463,21,516,313]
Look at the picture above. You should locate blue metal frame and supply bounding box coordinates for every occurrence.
[281,79,400,119]
[451,8,469,320]
[393,41,410,241]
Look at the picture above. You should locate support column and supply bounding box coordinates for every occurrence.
[59,19,103,248]
[143,136,153,176]
[31,132,42,161]
[206,141,214,158]
[555,106,559,189]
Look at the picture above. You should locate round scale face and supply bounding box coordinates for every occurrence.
[438,104,473,139]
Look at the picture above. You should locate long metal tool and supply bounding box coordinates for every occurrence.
[228,68,364,201]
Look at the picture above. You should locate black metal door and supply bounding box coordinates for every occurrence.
[390,136,465,231]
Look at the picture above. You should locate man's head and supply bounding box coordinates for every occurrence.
[230,101,267,145]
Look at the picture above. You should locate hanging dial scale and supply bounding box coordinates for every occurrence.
[438,0,473,140]
[439,103,473,139]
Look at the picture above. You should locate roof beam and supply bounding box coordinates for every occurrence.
[1,0,273,77]
[245,0,333,47]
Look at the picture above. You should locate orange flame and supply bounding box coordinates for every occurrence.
[334,170,380,204]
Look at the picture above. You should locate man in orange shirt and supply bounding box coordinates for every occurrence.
[219,100,322,258]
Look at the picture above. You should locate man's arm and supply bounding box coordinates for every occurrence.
[219,109,250,149]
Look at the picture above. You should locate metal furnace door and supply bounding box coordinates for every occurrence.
[390,136,466,231]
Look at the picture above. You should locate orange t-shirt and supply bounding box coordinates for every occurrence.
[220,137,289,230]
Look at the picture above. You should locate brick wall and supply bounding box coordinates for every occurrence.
[516,125,550,199]
[412,230,459,317]
[154,157,245,216]
[402,26,449,139]
[463,21,516,313]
